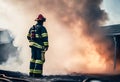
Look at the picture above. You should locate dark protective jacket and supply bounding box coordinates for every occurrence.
[27,23,49,50]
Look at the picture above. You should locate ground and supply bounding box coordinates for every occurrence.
[0,70,120,82]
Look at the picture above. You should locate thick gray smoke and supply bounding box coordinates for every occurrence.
[38,0,109,42]
[39,0,108,31]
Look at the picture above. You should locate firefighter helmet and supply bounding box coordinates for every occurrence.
[35,14,46,22]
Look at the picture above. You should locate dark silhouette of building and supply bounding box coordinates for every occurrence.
[103,24,120,69]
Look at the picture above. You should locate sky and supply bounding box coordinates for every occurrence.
[102,0,120,25]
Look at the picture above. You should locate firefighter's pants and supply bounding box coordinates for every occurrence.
[29,47,45,77]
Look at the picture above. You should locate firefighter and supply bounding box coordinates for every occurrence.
[27,14,49,78]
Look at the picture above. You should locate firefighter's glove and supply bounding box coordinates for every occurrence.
[44,47,48,51]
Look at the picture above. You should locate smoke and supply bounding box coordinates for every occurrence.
[38,0,116,74]
[0,29,17,64]
[0,0,119,75]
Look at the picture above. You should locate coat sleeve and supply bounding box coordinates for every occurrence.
[27,27,32,41]
[41,27,49,49]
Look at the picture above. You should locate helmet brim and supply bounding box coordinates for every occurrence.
[35,18,46,22]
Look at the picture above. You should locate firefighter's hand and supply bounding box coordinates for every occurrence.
[44,47,48,51]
